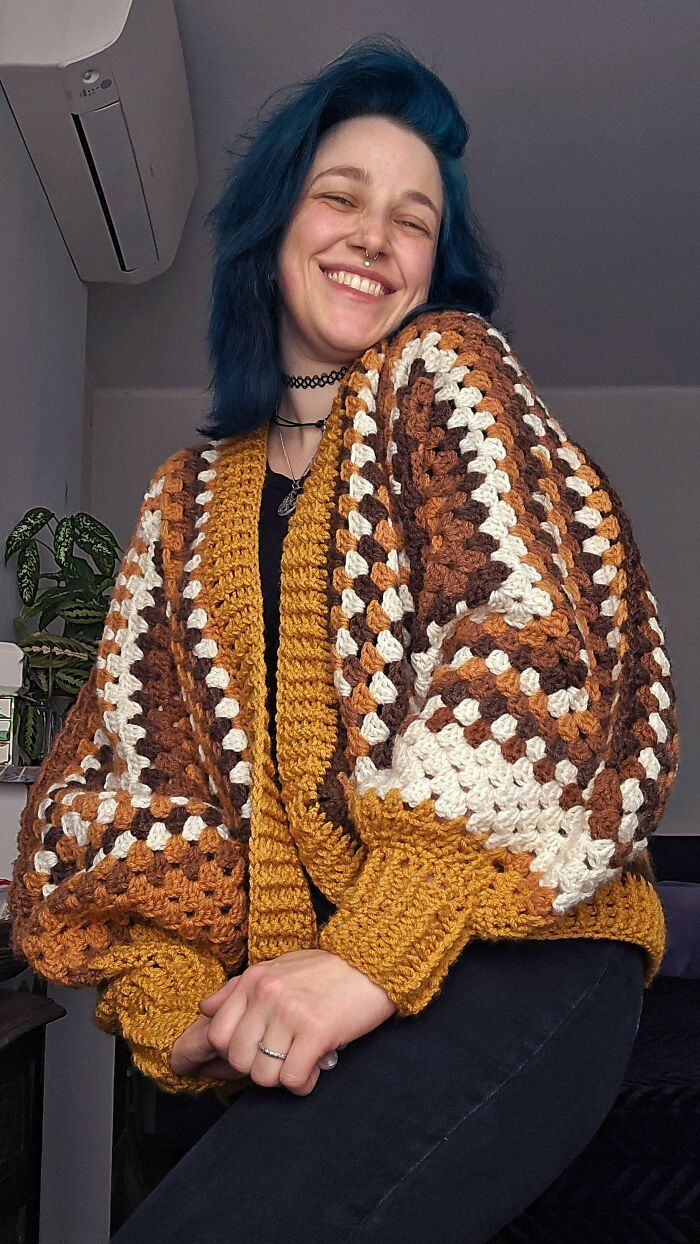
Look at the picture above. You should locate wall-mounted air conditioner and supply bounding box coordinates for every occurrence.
[0,0,198,284]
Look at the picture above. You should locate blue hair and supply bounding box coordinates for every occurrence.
[198,35,504,441]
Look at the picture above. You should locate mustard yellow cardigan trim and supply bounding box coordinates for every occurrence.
[317,786,666,1014]
[91,923,245,1096]
[206,425,320,962]
[275,382,371,899]
[206,387,370,967]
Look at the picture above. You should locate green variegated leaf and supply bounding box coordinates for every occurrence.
[18,586,71,620]
[68,556,102,592]
[20,631,97,665]
[33,669,51,694]
[4,507,54,563]
[54,666,87,696]
[88,532,118,574]
[18,702,43,763]
[72,512,121,553]
[17,541,40,605]
[73,533,116,576]
[58,600,106,624]
[53,516,75,568]
[36,588,79,631]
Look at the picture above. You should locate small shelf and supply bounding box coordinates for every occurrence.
[0,765,39,785]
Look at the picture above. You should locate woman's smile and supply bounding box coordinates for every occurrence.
[317,263,393,302]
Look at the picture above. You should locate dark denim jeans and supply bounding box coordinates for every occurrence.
[111,935,645,1244]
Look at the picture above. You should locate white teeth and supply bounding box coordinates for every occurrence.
[324,269,386,297]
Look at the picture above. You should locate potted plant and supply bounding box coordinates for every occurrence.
[3,506,122,764]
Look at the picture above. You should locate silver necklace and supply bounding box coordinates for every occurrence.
[275,423,320,516]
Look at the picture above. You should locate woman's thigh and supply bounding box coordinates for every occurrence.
[110,936,645,1244]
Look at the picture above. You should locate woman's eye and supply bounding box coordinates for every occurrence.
[320,194,427,233]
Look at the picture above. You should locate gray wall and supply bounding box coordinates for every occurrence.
[0,88,88,641]
[87,0,700,391]
[0,79,114,1244]
[0,81,87,874]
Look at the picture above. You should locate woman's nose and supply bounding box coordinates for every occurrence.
[353,218,390,261]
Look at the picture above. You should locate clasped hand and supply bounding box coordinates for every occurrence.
[169,948,396,1096]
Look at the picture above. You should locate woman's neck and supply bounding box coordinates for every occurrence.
[269,350,350,477]
[276,380,340,428]
[268,384,338,478]
[273,316,356,472]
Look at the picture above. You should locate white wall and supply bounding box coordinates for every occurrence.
[90,383,698,838]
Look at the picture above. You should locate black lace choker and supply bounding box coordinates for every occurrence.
[282,365,349,389]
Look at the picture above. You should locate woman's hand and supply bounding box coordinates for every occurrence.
[189,948,397,1096]
[168,1013,251,1082]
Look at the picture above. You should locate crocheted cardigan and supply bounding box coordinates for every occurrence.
[10,310,679,1094]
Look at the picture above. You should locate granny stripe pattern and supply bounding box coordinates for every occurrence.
[10,310,678,1013]
[328,322,674,909]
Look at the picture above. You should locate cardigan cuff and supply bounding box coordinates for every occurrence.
[317,833,479,1016]
[91,922,235,1096]
[317,789,668,1013]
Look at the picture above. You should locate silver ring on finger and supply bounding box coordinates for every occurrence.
[258,1042,288,1060]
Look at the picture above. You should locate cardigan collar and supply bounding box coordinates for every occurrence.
[180,345,388,959]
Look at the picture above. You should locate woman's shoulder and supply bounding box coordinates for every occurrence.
[142,441,221,499]
[384,306,514,361]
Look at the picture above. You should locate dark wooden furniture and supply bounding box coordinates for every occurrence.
[0,984,65,1244]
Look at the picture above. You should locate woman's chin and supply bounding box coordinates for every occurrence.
[318,313,398,355]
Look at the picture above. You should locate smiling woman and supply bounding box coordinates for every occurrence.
[273,113,445,457]
[198,34,501,444]
[9,32,678,1244]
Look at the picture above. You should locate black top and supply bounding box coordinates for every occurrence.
[259,462,336,926]
[259,463,292,761]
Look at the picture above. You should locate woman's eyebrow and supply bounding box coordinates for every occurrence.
[309,164,440,219]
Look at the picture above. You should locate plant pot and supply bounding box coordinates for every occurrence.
[17,694,74,765]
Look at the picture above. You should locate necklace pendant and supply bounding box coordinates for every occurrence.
[278,485,300,517]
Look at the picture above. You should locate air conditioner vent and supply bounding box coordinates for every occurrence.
[0,0,197,284]
[72,103,157,273]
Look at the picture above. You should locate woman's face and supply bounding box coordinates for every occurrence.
[276,115,444,365]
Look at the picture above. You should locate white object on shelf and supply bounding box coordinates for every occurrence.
[0,642,24,765]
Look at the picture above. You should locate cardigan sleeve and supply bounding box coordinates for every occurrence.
[91,922,233,1095]
[318,309,679,1014]
[9,452,248,1094]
